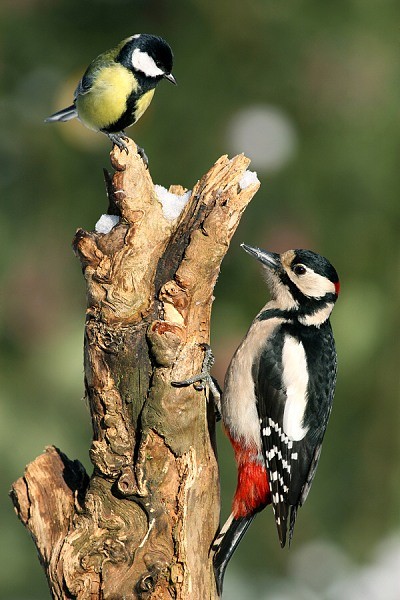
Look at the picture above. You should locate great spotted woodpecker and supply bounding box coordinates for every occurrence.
[213,244,340,593]
[173,244,340,595]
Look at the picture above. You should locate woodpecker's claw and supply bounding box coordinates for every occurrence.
[172,344,215,388]
[171,343,221,418]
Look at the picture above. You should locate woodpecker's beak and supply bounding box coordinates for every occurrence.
[241,244,281,271]
[164,72,177,85]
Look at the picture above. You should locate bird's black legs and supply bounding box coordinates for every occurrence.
[212,513,256,596]
[172,343,222,419]
[106,131,130,153]
[136,145,149,168]
[105,131,149,167]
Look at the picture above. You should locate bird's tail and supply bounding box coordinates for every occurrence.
[288,504,298,546]
[212,512,256,596]
[45,105,77,123]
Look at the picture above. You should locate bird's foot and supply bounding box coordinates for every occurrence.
[107,132,130,154]
[136,145,149,169]
[172,343,221,418]
[107,132,148,167]
[172,343,215,391]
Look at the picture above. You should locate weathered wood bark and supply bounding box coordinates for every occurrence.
[10,140,260,599]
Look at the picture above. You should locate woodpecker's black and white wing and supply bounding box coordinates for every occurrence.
[254,320,336,547]
[253,329,292,546]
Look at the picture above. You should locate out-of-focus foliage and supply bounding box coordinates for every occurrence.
[0,1,398,598]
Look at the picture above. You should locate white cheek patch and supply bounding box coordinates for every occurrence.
[287,268,336,298]
[131,48,164,78]
[282,336,309,441]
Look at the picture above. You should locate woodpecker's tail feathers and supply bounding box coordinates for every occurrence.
[212,513,256,596]
[271,500,289,548]
[45,105,77,123]
[288,504,298,546]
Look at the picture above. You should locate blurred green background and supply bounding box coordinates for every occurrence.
[1,1,399,598]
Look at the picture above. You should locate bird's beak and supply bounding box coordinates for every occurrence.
[164,72,177,85]
[241,244,280,271]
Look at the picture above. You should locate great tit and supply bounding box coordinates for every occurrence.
[45,34,176,155]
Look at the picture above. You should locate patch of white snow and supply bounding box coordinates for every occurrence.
[95,214,120,234]
[239,170,259,190]
[154,185,191,221]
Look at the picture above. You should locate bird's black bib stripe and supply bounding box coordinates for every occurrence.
[106,75,157,133]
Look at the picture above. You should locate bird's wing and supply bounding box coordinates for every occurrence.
[74,68,95,100]
[73,53,112,100]
[73,44,122,101]
[254,330,291,546]
[254,330,315,546]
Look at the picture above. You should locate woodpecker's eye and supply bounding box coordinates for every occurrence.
[293,264,307,276]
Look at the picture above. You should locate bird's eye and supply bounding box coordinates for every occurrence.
[293,264,306,276]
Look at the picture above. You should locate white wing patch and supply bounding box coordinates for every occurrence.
[131,48,164,77]
[282,336,309,441]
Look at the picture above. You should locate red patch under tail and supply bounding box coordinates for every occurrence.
[227,430,271,519]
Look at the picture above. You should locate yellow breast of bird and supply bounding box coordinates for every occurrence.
[76,64,137,131]
[133,88,155,122]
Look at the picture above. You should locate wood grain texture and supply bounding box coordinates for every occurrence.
[10,140,260,599]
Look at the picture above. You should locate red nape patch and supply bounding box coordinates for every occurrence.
[226,431,271,518]
[335,281,341,296]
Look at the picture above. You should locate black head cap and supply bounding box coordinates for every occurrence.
[292,249,340,291]
[138,34,174,74]
[119,34,174,81]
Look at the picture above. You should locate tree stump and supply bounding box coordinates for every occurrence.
[10,140,260,599]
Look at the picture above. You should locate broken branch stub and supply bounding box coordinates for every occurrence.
[10,139,260,599]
